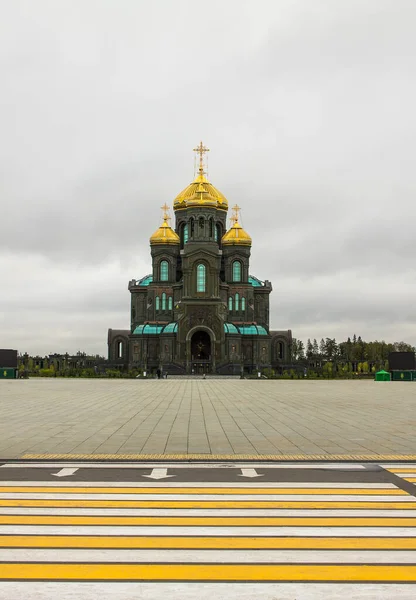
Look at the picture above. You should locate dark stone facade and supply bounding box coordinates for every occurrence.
[108,165,292,374]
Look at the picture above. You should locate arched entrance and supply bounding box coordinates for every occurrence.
[191,330,212,374]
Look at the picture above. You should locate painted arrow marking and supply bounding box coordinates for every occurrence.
[52,468,79,478]
[143,468,176,480]
[239,468,264,478]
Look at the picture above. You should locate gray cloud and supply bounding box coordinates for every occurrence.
[1,0,416,355]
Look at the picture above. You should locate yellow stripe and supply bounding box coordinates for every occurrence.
[405,478,416,482]
[0,486,406,495]
[387,468,416,473]
[20,453,416,460]
[2,535,416,550]
[1,515,416,526]
[1,499,415,509]
[1,563,416,581]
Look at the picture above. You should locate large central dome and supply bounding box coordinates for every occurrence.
[173,141,228,212]
[173,171,228,212]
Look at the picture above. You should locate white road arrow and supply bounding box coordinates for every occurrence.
[52,468,79,478]
[143,468,176,480]
[239,468,264,478]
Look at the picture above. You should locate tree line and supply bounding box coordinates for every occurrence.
[290,335,415,376]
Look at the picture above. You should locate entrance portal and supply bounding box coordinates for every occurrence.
[191,330,212,374]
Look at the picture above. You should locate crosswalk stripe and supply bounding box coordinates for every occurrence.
[0,499,415,509]
[0,481,398,488]
[2,549,416,564]
[0,470,415,584]
[1,562,416,582]
[1,534,416,549]
[3,508,416,517]
[0,486,405,495]
[1,514,416,526]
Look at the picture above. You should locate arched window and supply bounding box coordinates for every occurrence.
[162,292,166,310]
[189,218,194,237]
[235,293,239,311]
[183,224,189,244]
[232,260,241,282]
[155,296,160,311]
[241,297,246,311]
[215,224,221,242]
[199,216,204,230]
[278,341,284,360]
[196,264,206,292]
[210,218,214,238]
[228,297,233,311]
[160,260,169,281]
[168,296,173,310]
[117,341,123,359]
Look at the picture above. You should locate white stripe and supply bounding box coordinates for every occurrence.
[382,464,416,468]
[0,548,415,564]
[0,481,397,488]
[0,493,410,502]
[1,507,416,517]
[0,463,367,469]
[2,583,416,600]
[389,473,416,477]
[0,525,415,536]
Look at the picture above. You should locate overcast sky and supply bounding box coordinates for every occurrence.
[1,0,416,357]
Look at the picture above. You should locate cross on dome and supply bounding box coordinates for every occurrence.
[193,141,210,175]
[161,203,171,223]
[231,204,241,225]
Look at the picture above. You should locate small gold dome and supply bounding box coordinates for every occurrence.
[149,219,180,245]
[222,221,252,246]
[173,171,228,212]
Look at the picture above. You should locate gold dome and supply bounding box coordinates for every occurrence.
[173,171,228,211]
[149,219,180,245]
[222,221,252,246]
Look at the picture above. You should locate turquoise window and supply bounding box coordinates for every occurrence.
[232,261,241,282]
[241,297,245,311]
[197,264,206,292]
[162,292,166,310]
[160,260,169,281]
[228,297,233,311]
[155,296,160,311]
[235,293,239,311]
[184,224,189,244]
[168,296,173,310]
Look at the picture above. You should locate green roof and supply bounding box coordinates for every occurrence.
[136,274,152,286]
[136,274,264,287]
[133,322,178,335]
[248,275,264,287]
[224,323,268,336]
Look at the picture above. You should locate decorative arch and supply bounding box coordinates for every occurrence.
[185,325,217,343]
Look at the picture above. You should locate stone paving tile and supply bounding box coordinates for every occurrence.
[1,378,416,458]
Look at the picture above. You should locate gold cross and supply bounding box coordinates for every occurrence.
[231,204,241,224]
[161,203,170,222]
[193,141,210,174]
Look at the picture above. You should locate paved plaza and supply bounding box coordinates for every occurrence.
[0,379,415,459]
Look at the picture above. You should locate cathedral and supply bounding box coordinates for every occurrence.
[108,143,292,375]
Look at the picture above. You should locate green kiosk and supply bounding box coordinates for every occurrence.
[375,370,391,381]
